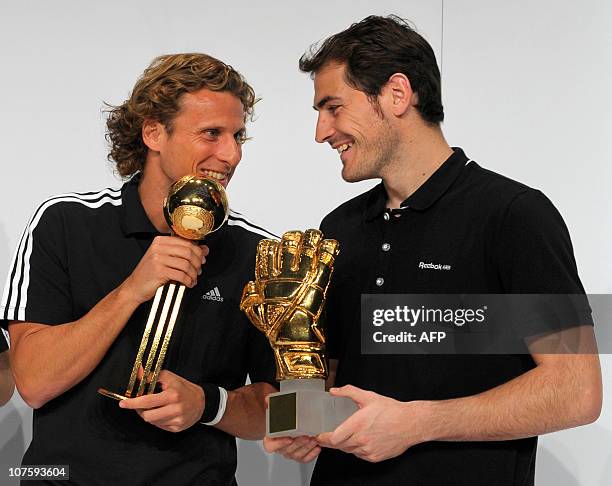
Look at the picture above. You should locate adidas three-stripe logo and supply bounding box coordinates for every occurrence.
[202,287,224,302]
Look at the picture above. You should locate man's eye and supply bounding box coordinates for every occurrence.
[204,129,219,137]
[328,105,341,114]
[235,132,248,145]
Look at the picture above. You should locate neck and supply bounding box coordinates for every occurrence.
[138,156,172,233]
[382,123,453,209]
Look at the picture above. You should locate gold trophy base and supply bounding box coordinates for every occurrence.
[267,378,357,437]
[97,388,130,401]
[98,380,161,400]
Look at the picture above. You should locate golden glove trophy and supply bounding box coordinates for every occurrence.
[98,175,228,401]
[240,229,357,437]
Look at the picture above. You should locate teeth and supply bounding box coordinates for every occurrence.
[202,170,225,180]
[336,143,352,154]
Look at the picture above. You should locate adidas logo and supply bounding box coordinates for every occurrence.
[202,286,224,302]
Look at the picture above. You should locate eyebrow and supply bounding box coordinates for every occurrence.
[313,96,341,111]
[197,124,246,134]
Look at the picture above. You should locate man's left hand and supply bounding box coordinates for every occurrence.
[119,370,205,432]
[316,385,431,463]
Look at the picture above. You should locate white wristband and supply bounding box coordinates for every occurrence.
[201,387,228,426]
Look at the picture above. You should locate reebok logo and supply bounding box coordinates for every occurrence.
[202,286,224,302]
[418,261,452,271]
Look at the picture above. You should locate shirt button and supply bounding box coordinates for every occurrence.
[375,277,384,286]
[383,212,390,221]
[382,243,391,252]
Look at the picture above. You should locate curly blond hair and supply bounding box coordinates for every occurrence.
[106,53,256,177]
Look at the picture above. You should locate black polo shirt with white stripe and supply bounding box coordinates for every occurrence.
[312,148,590,486]
[0,175,277,486]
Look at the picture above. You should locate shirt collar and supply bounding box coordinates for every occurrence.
[120,173,161,236]
[119,173,230,245]
[364,147,470,221]
[364,183,388,221]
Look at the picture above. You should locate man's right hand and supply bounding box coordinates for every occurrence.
[121,236,209,305]
[263,435,322,463]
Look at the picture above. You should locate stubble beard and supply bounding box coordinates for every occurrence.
[342,120,401,183]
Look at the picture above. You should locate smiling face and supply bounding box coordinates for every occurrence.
[313,63,400,182]
[144,88,247,189]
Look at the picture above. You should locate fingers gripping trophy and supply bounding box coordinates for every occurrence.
[98,175,228,401]
[240,229,357,437]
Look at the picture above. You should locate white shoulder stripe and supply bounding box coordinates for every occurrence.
[227,210,277,239]
[1,223,29,317]
[43,187,122,201]
[1,188,122,321]
[227,219,277,239]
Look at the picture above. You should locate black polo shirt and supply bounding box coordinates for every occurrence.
[0,175,277,486]
[0,330,7,352]
[312,148,590,486]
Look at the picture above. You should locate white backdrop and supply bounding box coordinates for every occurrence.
[0,1,610,485]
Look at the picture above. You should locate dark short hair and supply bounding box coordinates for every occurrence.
[106,53,256,177]
[299,15,444,124]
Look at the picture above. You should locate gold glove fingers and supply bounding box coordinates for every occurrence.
[255,239,280,280]
[240,281,267,332]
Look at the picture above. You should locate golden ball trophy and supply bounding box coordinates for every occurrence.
[98,175,228,400]
[240,229,357,437]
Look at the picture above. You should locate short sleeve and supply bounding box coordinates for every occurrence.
[0,330,8,352]
[0,202,73,328]
[246,320,279,388]
[495,189,593,336]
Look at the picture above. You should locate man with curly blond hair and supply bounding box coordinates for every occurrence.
[1,53,277,485]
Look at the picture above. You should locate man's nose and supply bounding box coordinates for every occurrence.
[217,136,241,166]
[315,113,334,144]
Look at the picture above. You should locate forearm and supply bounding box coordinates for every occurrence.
[423,354,602,442]
[10,283,140,408]
[215,382,276,440]
[0,352,14,405]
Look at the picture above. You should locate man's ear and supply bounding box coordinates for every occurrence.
[382,73,416,117]
[142,119,165,152]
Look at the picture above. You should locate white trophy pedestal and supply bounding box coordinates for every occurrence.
[266,378,358,437]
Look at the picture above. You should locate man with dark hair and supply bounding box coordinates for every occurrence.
[0,331,14,405]
[265,15,602,486]
[0,53,276,485]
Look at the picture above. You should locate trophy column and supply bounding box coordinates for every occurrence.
[98,282,186,400]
